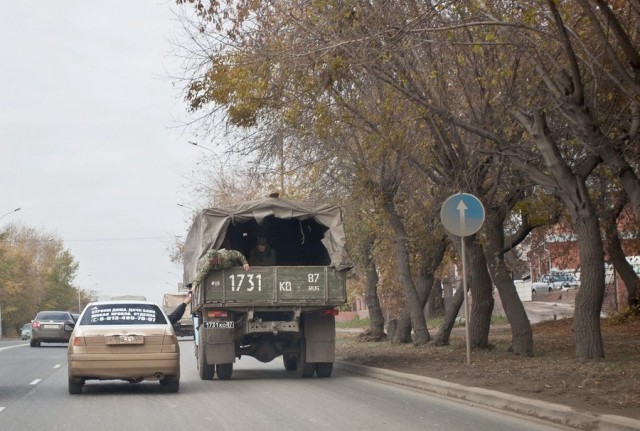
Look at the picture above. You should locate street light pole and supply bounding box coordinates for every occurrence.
[0,207,21,220]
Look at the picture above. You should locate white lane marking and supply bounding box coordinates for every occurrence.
[30,379,42,385]
[0,344,28,352]
[0,407,5,413]
[53,364,62,369]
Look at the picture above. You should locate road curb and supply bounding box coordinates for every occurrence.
[335,361,640,431]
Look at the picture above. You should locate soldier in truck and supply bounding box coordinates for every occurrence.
[193,241,250,288]
[249,237,277,266]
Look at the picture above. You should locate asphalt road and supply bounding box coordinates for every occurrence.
[0,338,568,431]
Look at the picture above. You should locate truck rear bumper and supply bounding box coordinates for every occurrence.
[246,320,299,334]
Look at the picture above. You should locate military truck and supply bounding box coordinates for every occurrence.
[162,292,194,338]
[183,197,351,380]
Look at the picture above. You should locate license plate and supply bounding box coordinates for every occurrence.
[43,324,59,329]
[204,321,234,329]
[106,335,144,345]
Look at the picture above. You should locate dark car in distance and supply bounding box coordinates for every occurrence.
[21,322,32,340]
[30,311,77,347]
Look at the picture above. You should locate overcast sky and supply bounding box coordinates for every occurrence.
[0,1,206,306]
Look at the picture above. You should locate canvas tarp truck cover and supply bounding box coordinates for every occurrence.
[182,197,352,287]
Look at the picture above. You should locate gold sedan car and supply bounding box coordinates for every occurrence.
[67,300,180,394]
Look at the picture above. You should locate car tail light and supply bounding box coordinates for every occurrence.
[73,336,86,347]
[161,334,178,353]
[321,309,339,316]
[32,321,41,329]
[163,334,177,345]
[207,310,228,318]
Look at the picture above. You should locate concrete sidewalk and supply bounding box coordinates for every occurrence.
[335,361,640,430]
[521,301,575,324]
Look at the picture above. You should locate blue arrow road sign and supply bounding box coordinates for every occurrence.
[440,193,485,237]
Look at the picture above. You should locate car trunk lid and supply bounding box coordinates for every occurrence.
[76,326,170,354]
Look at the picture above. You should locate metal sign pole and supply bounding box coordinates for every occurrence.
[440,193,485,367]
[461,237,471,365]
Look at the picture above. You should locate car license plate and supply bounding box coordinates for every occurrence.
[106,335,144,345]
[43,324,59,329]
[204,321,234,329]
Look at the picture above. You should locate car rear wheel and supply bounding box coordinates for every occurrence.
[216,363,233,380]
[160,375,180,392]
[68,377,83,395]
[315,362,333,378]
[30,340,40,347]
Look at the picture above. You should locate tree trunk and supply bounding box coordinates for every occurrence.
[513,109,607,360]
[390,238,447,343]
[483,210,534,356]
[572,212,606,360]
[465,236,495,349]
[524,110,606,360]
[381,196,430,345]
[570,98,640,217]
[391,257,435,343]
[434,280,464,346]
[390,309,413,343]
[359,232,387,341]
[426,277,444,319]
[605,219,640,310]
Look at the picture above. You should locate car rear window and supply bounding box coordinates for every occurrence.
[36,311,72,321]
[80,304,167,326]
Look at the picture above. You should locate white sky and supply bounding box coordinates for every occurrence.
[0,1,207,306]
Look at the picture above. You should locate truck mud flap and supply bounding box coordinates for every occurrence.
[303,311,336,363]
[203,327,235,363]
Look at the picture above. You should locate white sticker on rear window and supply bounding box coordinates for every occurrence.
[88,306,157,323]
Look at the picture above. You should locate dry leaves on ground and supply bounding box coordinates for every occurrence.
[335,317,640,420]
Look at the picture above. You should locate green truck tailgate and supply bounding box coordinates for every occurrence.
[198,266,346,307]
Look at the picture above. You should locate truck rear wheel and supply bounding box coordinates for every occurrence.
[315,362,333,378]
[283,354,297,371]
[198,328,215,380]
[296,340,315,378]
[216,363,233,380]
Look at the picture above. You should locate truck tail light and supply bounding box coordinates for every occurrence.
[207,310,228,318]
[321,309,339,316]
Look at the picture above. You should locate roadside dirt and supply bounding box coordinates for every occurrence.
[335,316,640,420]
